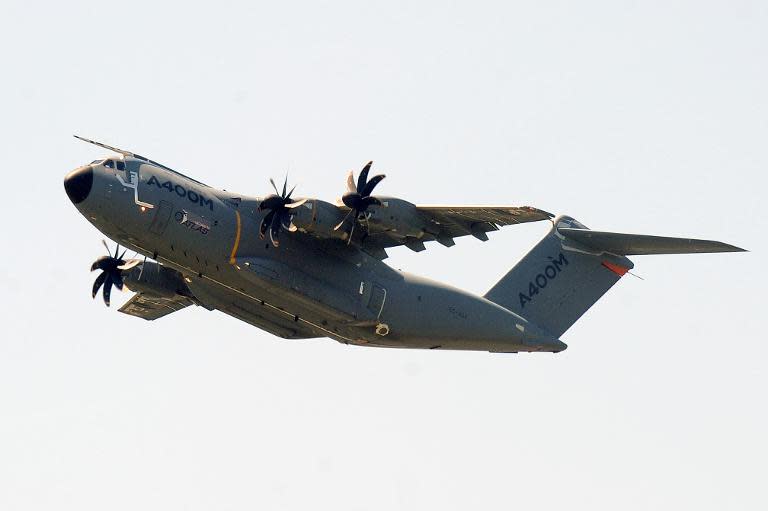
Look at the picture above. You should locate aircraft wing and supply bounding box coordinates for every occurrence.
[118,293,195,320]
[415,205,553,236]
[362,205,553,258]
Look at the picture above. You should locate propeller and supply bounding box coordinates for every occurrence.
[334,161,385,242]
[258,177,307,247]
[90,241,140,306]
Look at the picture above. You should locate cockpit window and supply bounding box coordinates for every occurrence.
[116,161,125,171]
[104,159,115,169]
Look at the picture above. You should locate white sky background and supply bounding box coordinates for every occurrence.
[1,1,766,509]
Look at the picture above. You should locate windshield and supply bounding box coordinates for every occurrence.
[100,159,126,171]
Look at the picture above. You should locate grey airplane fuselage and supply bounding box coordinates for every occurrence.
[66,156,565,353]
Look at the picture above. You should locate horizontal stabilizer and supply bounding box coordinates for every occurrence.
[558,228,746,255]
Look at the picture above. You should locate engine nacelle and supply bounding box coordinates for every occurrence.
[366,197,427,238]
[123,261,190,298]
[290,197,428,241]
[290,199,350,241]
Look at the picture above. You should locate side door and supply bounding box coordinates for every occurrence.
[366,283,387,320]
[148,200,174,235]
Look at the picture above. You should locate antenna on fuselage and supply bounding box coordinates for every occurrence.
[73,135,209,187]
[73,135,134,157]
[73,135,174,171]
[72,135,176,174]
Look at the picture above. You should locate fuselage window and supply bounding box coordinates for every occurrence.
[116,160,125,171]
[104,159,115,169]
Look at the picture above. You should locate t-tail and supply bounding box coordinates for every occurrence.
[485,216,745,339]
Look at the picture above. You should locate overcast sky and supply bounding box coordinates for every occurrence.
[1,1,766,510]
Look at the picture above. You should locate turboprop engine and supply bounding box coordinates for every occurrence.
[89,241,193,306]
[122,261,192,299]
[290,199,350,241]
[290,197,429,242]
[257,165,431,245]
[363,196,428,239]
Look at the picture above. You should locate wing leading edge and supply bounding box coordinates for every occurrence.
[361,205,553,258]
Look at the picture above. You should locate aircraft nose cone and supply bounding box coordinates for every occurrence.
[64,165,93,204]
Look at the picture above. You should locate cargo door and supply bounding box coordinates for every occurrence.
[148,200,174,235]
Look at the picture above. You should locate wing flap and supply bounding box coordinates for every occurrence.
[419,205,551,239]
[118,293,194,320]
[361,205,552,258]
[417,205,553,225]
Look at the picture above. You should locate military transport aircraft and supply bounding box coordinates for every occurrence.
[64,136,745,353]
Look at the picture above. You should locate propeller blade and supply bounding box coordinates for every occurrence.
[103,273,113,306]
[91,256,108,272]
[268,230,280,247]
[261,176,303,247]
[259,210,276,239]
[341,192,360,209]
[269,210,283,247]
[345,171,357,194]
[347,217,356,245]
[102,239,111,256]
[334,208,355,231]
[112,272,124,291]
[118,248,127,261]
[361,174,385,197]
[267,210,279,228]
[357,161,373,193]
[280,210,298,232]
[259,195,284,211]
[258,220,267,240]
[92,272,107,298]
[117,259,142,271]
[114,243,120,259]
[284,198,308,209]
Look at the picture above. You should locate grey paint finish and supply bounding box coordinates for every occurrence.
[486,217,634,338]
[558,228,746,255]
[64,139,745,353]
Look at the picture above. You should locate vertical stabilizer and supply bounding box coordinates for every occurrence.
[484,216,744,337]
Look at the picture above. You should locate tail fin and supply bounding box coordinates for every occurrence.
[484,216,745,338]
